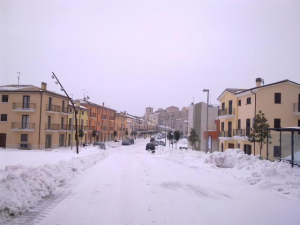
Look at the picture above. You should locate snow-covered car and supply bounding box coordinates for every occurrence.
[122,139,131,145]
[153,141,159,146]
[93,142,106,150]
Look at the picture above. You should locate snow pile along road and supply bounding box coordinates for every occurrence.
[0,152,107,223]
[205,149,300,199]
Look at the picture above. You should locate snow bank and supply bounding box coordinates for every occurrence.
[205,149,300,199]
[0,152,107,222]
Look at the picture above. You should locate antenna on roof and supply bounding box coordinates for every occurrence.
[83,89,86,100]
[262,79,265,85]
[87,91,90,100]
[17,72,20,84]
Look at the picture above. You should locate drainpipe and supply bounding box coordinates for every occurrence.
[250,90,256,155]
[38,92,43,149]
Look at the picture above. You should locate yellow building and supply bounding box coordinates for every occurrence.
[114,112,128,140]
[67,100,89,146]
[0,83,72,149]
[217,79,300,160]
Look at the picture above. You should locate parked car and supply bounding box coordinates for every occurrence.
[150,137,155,143]
[122,139,131,145]
[129,138,134,144]
[158,141,165,146]
[179,146,188,150]
[146,143,155,150]
[93,142,106,150]
[153,141,159,146]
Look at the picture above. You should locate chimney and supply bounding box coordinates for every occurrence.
[76,100,80,107]
[103,102,105,107]
[256,78,262,87]
[41,82,47,90]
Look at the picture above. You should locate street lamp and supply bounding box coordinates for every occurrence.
[203,89,209,153]
[52,72,79,154]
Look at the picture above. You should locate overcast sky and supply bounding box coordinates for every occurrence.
[1,0,300,116]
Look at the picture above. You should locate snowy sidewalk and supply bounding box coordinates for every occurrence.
[10,140,299,225]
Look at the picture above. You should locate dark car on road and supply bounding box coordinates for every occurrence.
[129,138,134,144]
[146,143,155,150]
[122,139,131,145]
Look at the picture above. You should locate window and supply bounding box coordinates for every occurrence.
[0,114,7,121]
[238,119,241,129]
[274,146,281,158]
[274,93,281,104]
[82,111,84,115]
[221,122,224,131]
[21,134,28,142]
[238,99,241,106]
[274,119,281,128]
[1,95,8,102]
[246,119,251,136]
[246,97,251,104]
[222,102,225,110]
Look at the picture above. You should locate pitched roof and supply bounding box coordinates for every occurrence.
[0,84,68,98]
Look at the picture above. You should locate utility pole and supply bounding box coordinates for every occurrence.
[52,72,79,154]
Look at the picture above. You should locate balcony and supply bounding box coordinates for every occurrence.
[109,116,115,120]
[61,107,72,115]
[12,103,36,112]
[102,115,107,120]
[46,104,61,113]
[90,112,96,118]
[83,126,89,130]
[218,130,234,141]
[233,129,249,140]
[101,127,107,131]
[88,126,96,131]
[293,103,300,115]
[11,122,35,131]
[218,108,235,119]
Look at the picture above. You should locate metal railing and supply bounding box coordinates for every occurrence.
[83,126,89,130]
[45,123,60,130]
[12,122,35,129]
[293,103,300,113]
[109,116,115,120]
[61,107,70,113]
[46,104,61,112]
[219,130,232,137]
[218,108,235,116]
[12,103,36,110]
[102,115,107,120]
[233,129,245,136]
[90,112,96,118]
[89,126,96,130]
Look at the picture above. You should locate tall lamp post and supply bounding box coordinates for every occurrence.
[51,72,79,154]
[203,89,209,153]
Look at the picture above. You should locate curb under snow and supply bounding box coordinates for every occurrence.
[0,152,107,222]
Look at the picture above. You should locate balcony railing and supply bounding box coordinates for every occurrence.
[83,126,89,130]
[102,115,107,120]
[233,129,246,137]
[219,130,232,138]
[89,126,96,130]
[12,122,35,130]
[293,103,300,113]
[12,103,36,110]
[218,108,235,116]
[90,113,96,118]
[46,104,61,113]
[109,116,115,120]
[45,124,60,130]
[101,127,107,131]
[61,107,71,114]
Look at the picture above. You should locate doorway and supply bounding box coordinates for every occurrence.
[0,133,6,148]
[45,134,52,149]
[244,144,252,155]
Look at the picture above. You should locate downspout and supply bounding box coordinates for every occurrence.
[251,90,256,155]
[38,92,43,149]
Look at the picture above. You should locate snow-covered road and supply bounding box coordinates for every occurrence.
[5,139,300,225]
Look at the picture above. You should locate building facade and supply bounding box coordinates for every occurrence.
[188,102,219,152]
[0,83,72,149]
[217,79,300,160]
